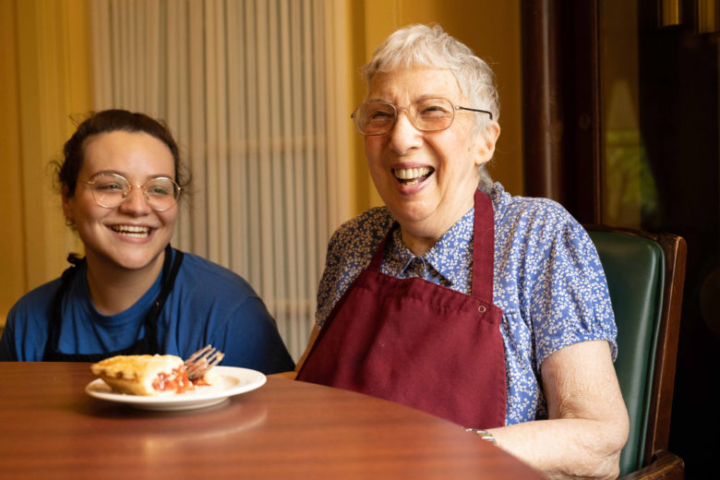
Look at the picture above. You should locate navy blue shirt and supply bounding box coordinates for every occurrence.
[0,249,294,374]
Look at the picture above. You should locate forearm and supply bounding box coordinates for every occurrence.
[489,416,625,479]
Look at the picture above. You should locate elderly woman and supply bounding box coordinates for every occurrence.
[0,109,294,374]
[296,25,628,479]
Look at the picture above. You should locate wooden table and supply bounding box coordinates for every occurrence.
[0,362,545,479]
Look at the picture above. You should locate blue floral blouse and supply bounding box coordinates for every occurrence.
[315,183,617,425]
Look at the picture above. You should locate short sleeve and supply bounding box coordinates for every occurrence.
[528,213,617,370]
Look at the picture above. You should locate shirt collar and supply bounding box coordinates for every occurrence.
[384,207,475,289]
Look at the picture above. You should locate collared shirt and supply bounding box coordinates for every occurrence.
[316,183,617,425]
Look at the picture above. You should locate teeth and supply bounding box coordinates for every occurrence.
[393,167,433,186]
[394,167,432,180]
[111,225,150,237]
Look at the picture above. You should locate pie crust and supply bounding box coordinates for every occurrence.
[91,354,192,396]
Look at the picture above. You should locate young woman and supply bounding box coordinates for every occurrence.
[0,109,294,374]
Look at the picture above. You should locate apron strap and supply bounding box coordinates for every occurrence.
[471,189,495,303]
[145,245,184,353]
[367,231,392,273]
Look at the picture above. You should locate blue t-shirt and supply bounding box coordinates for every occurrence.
[0,249,295,374]
[315,183,617,425]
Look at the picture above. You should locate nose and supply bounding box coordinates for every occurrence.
[118,185,152,215]
[387,109,423,154]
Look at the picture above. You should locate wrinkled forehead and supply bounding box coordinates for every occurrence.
[366,66,465,104]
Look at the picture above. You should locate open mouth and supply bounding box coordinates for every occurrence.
[393,167,434,186]
[110,225,151,238]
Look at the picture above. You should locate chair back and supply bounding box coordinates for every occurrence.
[585,226,686,477]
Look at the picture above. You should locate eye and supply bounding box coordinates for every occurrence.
[366,109,394,123]
[370,110,393,119]
[419,104,450,117]
[148,187,169,196]
[92,179,125,192]
[145,180,175,197]
[363,103,395,124]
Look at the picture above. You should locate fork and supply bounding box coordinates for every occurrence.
[185,345,225,380]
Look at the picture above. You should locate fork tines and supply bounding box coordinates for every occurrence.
[185,345,225,380]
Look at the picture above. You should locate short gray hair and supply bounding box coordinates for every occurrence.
[361,24,500,192]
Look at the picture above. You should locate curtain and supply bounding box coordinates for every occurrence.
[88,0,350,360]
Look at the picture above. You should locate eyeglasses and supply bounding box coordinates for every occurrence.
[351,97,493,136]
[83,172,181,212]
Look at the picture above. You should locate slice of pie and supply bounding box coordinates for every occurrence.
[91,354,193,396]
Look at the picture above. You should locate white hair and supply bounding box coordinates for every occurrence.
[361,24,500,192]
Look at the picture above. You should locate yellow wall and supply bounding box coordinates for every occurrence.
[0,0,90,326]
[345,0,524,215]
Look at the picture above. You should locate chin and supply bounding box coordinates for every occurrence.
[98,246,167,273]
[388,206,435,229]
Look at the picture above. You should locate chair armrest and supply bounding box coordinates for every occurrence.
[618,451,684,480]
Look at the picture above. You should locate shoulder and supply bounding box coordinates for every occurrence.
[329,207,394,249]
[173,250,261,304]
[8,277,63,318]
[492,183,579,230]
[324,206,394,274]
[490,183,593,253]
[324,207,394,269]
[165,250,277,341]
[1,278,63,361]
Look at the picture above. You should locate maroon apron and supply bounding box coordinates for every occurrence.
[297,190,507,429]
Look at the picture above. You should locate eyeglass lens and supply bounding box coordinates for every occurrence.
[354,98,455,135]
[88,173,179,211]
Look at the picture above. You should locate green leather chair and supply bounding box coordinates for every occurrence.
[585,226,686,479]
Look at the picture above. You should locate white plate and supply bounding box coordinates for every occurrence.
[85,366,266,411]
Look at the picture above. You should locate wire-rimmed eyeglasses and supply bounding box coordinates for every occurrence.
[351,97,493,136]
[83,172,181,212]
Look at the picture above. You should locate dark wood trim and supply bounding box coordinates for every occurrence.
[560,0,602,224]
[521,0,564,203]
[646,233,686,463]
[618,451,685,480]
[521,1,602,224]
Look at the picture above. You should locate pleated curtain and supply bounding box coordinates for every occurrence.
[88,0,350,360]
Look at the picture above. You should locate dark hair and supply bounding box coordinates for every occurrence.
[59,109,188,197]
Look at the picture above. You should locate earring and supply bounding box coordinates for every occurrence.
[65,218,75,227]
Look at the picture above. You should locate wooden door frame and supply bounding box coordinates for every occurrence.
[521,0,602,224]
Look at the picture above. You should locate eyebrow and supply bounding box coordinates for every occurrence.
[365,94,457,104]
[88,170,176,181]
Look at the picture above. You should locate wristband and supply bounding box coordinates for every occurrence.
[465,428,497,445]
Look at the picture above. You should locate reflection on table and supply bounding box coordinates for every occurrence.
[0,362,545,479]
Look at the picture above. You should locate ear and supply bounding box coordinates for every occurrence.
[473,122,501,168]
[61,184,75,224]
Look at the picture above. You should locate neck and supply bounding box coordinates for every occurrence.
[84,251,166,316]
[400,229,438,257]
[399,201,475,257]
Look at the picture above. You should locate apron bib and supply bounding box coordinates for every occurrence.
[298,190,507,429]
[43,244,184,362]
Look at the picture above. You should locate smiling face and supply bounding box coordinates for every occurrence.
[62,130,178,276]
[364,67,499,254]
